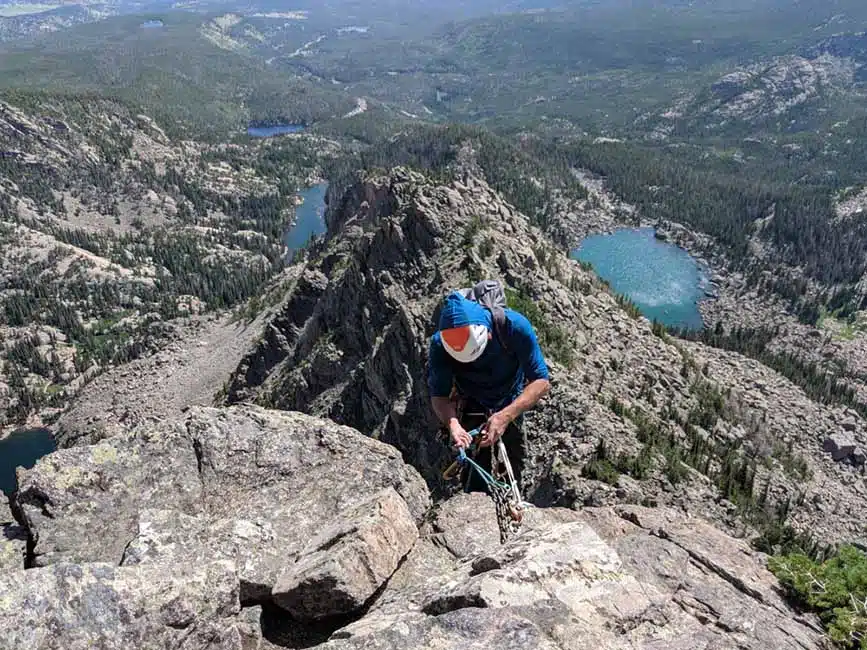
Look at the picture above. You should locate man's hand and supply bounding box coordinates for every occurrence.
[450,422,472,449]
[480,410,511,447]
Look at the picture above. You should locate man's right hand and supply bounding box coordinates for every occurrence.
[449,423,472,449]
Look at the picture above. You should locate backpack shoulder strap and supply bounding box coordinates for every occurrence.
[490,307,512,352]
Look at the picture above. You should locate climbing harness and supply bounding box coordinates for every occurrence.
[442,427,525,544]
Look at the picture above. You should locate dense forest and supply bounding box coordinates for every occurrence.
[324,124,588,231]
[547,135,867,290]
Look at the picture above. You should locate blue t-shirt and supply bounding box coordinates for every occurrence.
[427,295,550,410]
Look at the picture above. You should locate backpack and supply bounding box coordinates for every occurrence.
[457,279,512,351]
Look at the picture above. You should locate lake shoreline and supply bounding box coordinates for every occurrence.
[554,170,729,329]
[246,123,307,138]
[1,413,54,443]
[558,172,867,404]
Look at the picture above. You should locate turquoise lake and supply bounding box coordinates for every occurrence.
[571,228,708,330]
[285,184,328,260]
[247,124,306,137]
[0,428,55,496]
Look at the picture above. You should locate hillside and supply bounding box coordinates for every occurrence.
[0,91,335,435]
[0,13,356,137]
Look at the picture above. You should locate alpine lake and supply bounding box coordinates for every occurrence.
[0,428,55,497]
[571,227,709,330]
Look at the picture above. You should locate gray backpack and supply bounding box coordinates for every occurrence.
[457,280,512,351]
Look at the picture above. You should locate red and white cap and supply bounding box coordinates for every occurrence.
[441,324,490,363]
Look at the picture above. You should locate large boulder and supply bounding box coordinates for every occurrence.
[185,406,429,526]
[272,487,419,619]
[0,560,256,650]
[17,405,430,606]
[0,499,26,574]
[126,407,429,603]
[15,423,203,566]
[823,432,864,465]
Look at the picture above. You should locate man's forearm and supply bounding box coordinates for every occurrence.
[431,396,460,431]
[500,379,550,422]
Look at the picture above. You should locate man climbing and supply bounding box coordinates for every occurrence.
[427,282,550,495]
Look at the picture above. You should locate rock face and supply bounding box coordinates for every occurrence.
[223,166,867,550]
[0,499,26,574]
[16,422,204,567]
[670,53,857,125]
[0,560,254,650]
[16,405,429,610]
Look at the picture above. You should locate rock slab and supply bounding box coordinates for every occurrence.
[15,422,203,567]
[324,498,825,650]
[0,560,250,650]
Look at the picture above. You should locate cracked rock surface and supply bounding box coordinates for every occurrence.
[0,560,254,650]
[0,499,26,574]
[321,493,823,650]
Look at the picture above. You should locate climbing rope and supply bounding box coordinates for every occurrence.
[456,430,510,490]
[444,427,525,544]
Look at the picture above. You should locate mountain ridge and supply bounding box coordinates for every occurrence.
[215,163,866,551]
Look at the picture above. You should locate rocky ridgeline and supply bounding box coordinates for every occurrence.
[0,5,100,42]
[0,405,825,649]
[650,50,859,135]
[223,166,866,547]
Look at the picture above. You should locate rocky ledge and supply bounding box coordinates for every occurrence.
[1,405,824,649]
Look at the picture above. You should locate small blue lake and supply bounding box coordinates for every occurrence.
[571,227,708,330]
[285,183,328,260]
[0,428,56,497]
[141,20,164,28]
[247,124,306,137]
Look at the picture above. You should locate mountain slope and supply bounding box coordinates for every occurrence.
[19,159,862,649]
[0,91,329,434]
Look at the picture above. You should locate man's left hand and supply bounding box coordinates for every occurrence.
[481,410,511,447]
